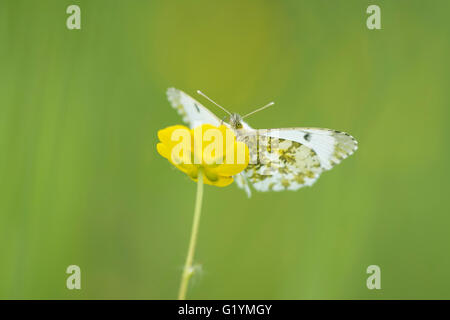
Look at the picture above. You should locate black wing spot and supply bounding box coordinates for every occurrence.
[304,133,311,141]
[194,103,200,113]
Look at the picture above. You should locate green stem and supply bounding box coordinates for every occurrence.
[178,169,204,300]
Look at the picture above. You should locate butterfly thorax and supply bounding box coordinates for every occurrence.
[229,113,253,137]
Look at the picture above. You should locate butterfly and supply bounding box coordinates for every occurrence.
[167,87,358,197]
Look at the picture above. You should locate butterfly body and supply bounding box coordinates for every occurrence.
[166,88,357,197]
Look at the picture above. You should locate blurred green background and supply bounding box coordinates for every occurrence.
[1,0,449,299]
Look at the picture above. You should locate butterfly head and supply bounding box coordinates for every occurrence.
[230,113,244,130]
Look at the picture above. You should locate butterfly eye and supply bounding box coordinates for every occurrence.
[236,123,243,129]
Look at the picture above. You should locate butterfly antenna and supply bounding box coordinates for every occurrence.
[241,101,275,119]
[197,90,232,116]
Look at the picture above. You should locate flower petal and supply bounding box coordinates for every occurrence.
[156,124,249,188]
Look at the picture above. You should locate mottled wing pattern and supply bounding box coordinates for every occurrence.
[238,133,322,192]
[237,128,357,193]
[259,128,358,170]
[166,88,222,128]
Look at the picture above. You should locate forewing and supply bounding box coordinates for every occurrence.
[257,128,358,170]
[236,128,357,192]
[167,88,222,128]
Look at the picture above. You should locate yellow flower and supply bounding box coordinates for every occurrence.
[157,124,249,187]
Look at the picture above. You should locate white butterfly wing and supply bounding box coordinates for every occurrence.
[258,128,358,170]
[236,128,357,193]
[167,88,222,128]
